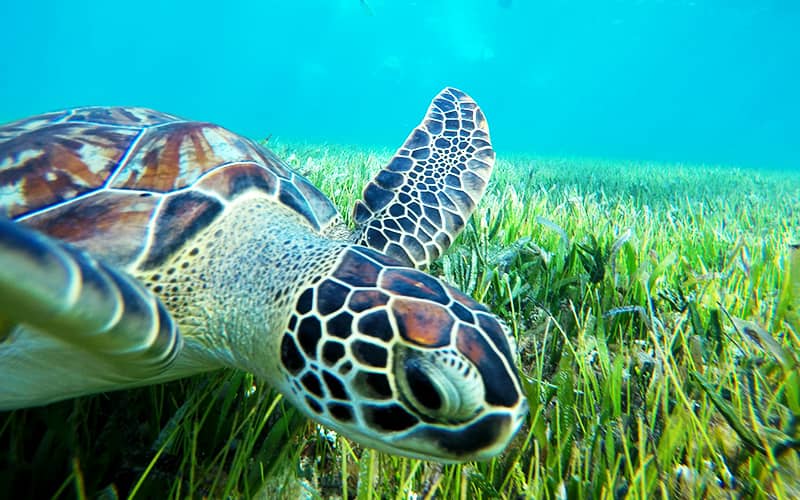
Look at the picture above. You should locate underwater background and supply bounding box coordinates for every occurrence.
[1,0,797,169]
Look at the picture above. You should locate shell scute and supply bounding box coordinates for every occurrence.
[194,162,280,200]
[0,106,341,268]
[284,173,339,231]
[140,190,225,269]
[24,190,161,267]
[108,122,298,194]
[0,111,73,142]
[63,107,180,127]
[0,122,141,218]
[109,121,257,192]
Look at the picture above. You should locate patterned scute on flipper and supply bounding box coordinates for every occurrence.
[352,87,495,269]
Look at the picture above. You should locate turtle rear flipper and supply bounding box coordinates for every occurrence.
[0,218,181,378]
[353,87,495,268]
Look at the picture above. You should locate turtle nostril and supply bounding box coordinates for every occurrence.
[405,359,442,411]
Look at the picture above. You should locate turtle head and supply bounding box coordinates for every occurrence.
[277,245,527,462]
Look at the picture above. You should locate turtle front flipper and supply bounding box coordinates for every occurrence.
[0,217,181,378]
[353,87,495,269]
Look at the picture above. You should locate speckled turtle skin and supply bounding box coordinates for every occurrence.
[0,88,527,462]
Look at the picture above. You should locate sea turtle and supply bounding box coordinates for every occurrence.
[0,88,527,462]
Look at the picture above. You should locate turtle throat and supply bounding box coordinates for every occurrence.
[139,193,348,378]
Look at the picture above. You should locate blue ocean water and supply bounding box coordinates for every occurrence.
[1,0,797,169]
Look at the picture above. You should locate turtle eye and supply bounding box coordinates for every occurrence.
[404,358,442,412]
[395,347,484,423]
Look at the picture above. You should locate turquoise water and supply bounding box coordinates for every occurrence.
[1,0,797,169]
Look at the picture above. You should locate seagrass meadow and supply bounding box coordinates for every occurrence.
[2,141,799,499]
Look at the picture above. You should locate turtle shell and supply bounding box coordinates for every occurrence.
[0,107,340,270]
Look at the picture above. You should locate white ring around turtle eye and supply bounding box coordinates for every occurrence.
[395,347,484,423]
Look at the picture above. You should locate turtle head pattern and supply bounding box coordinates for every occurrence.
[279,245,527,462]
